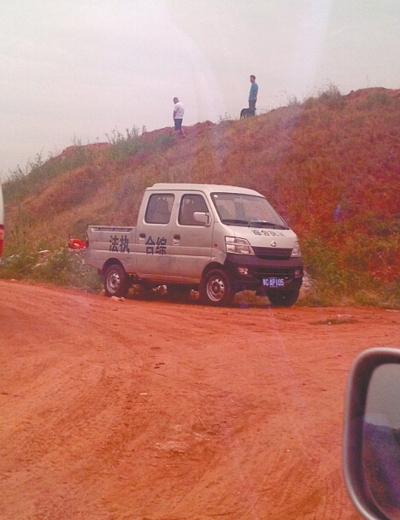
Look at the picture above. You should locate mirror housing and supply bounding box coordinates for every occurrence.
[193,212,210,226]
[343,347,400,520]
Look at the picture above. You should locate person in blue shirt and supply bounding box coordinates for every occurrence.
[248,75,258,113]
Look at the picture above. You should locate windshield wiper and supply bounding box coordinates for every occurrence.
[221,218,288,230]
[220,218,250,225]
[248,220,289,230]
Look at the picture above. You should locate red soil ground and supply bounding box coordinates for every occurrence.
[2,279,399,519]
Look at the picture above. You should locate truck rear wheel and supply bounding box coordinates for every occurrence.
[104,264,130,298]
[200,269,234,307]
[266,289,299,307]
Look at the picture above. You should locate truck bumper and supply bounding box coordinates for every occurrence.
[224,254,303,293]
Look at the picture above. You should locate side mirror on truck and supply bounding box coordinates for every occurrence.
[193,211,210,226]
[343,347,400,520]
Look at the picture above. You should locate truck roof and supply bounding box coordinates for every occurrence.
[149,183,262,197]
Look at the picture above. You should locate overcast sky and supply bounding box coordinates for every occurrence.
[1,0,400,180]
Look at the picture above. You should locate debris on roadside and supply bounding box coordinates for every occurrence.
[311,314,358,326]
[111,296,125,302]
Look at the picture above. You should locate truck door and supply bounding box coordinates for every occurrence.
[135,193,179,280]
[170,193,213,281]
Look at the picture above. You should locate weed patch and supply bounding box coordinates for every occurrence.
[0,247,102,293]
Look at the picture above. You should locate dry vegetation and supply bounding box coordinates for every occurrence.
[1,86,400,307]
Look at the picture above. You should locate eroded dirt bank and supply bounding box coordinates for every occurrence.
[1,279,399,519]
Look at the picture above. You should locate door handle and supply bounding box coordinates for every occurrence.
[174,234,181,240]
[139,233,146,239]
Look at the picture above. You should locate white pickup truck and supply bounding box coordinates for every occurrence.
[85,183,303,306]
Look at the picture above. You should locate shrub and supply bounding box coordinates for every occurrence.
[0,247,102,293]
[105,126,176,161]
[360,91,392,109]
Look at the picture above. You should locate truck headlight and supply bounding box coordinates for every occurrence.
[291,241,301,257]
[225,237,255,255]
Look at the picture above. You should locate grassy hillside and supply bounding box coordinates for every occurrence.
[2,86,400,307]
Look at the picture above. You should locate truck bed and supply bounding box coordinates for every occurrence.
[85,225,137,272]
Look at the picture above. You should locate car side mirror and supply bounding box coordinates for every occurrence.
[193,212,210,226]
[343,347,400,520]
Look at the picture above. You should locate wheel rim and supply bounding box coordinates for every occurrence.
[107,270,121,293]
[206,275,226,302]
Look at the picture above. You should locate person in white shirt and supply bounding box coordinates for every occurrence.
[173,97,185,136]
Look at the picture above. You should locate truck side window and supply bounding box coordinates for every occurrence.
[179,195,208,226]
[145,194,174,224]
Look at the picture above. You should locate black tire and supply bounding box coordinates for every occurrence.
[200,269,234,307]
[167,285,192,303]
[104,264,130,297]
[266,289,299,307]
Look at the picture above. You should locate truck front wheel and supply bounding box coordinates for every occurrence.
[200,269,234,307]
[104,264,130,298]
[266,289,299,307]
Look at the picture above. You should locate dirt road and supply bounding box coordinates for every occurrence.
[1,279,399,519]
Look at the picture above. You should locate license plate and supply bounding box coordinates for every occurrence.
[263,277,285,287]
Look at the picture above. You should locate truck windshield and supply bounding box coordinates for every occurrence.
[211,192,289,229]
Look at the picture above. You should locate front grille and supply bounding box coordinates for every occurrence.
[252,247,292,260]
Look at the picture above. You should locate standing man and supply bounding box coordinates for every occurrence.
[173,97,185,136]
[248,75,258,114]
